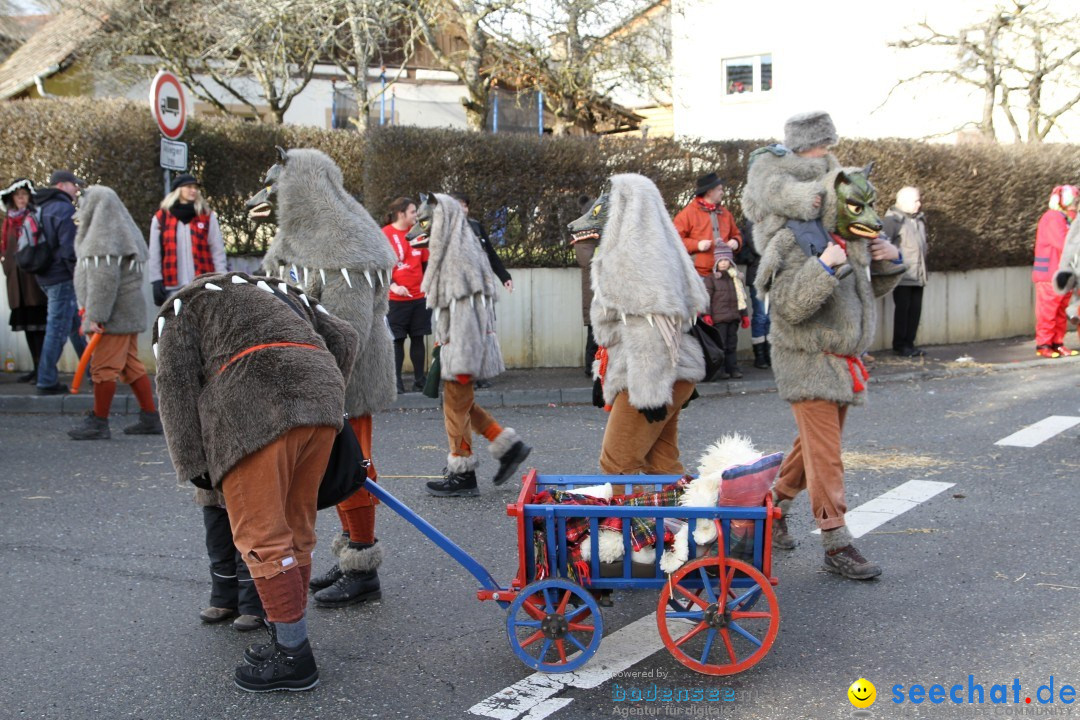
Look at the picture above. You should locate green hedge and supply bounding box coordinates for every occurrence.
[1,97,1076,271]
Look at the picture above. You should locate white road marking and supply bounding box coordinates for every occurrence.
[473,478,954,719]
[995,415,1080,448]
[813,480,954,537]
[521,698,575,719]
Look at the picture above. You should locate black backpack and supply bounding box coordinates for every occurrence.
[14,208,52,274]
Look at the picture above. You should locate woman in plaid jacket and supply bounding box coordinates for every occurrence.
[147,174,227,305]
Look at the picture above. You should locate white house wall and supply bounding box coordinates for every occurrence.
[671,0,1080,143]
[119,73,468,130]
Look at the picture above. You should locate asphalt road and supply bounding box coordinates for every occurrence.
[2,363,1078,720]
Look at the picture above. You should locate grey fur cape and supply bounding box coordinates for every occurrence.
[153,272,358,488]
[261,149,397,417]
[590,174,707,409]
[752,167,906,406]
[421,193,504,379]
[73,185,148,335]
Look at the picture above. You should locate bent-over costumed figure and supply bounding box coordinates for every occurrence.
[406,193,532,497]
[250,147,397,606]
[154,272,359,692]
[568,173,707,475]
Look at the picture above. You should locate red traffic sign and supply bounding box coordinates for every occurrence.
[150,70,187,140]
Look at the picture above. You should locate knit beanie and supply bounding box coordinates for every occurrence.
[714,243,734,269]
[784,111,838,153]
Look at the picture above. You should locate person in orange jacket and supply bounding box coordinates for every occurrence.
[673,173,742,278]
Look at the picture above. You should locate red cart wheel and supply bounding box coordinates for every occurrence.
[656,556,778,675]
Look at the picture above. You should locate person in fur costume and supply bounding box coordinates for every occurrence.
[249,147,397,607]
[568,173,707,476]
[68,185,161,440]
[406,193,532,497]
[1052,218,1080,334]
[154,271,359,692]
[747,144,905,580]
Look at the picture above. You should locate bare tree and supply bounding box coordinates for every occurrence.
[82,0,338,124]
[888,1,1080,143]
[489,0,669,136]
[329,0,419,132]
[408,0,515,132]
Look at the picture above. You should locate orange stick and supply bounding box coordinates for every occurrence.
[70,332,102,395]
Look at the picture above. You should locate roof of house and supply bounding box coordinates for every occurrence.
[0,8,108,100]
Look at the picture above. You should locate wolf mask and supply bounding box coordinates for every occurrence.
[566,191,610,245]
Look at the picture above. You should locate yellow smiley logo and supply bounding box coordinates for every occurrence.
[848,678,876,709]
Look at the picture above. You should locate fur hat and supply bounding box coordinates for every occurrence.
[784,111,838,153]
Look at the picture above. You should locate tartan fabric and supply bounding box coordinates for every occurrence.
[530,477,691,583]
[156,209,214,286]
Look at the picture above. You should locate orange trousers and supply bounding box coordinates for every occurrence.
[335,415,378,544]
[221,425,336,623]
[599,381,696,475]
[443,379,499,457]
[773,399,849,531]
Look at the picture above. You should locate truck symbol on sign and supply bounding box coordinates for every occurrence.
[160,96,180,116]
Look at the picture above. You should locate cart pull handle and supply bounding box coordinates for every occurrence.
[363,480,504,593]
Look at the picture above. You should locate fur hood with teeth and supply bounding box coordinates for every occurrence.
[72,185,149,335]
[420,193,504,380]
[153,272,358,488]
[260,149,397,416]
[589,174,707,409]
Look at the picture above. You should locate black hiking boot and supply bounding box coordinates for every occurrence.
[313,569,381,607]
[308,564,343,592]
[492,441,531,486]
[234,639,319,692]
[244,624,276,666]
[123,410,163,435]
[752,343,769,369]
[68,411,110,440]
[426,470,479,497]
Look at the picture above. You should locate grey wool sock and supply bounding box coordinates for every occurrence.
[821,525,853,553]
[274,616,308,650]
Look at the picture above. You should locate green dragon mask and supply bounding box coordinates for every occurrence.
[835,163,883,241]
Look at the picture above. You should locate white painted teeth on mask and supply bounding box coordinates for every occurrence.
[205,283,222,291]
[341,268,353,288]
[231,275,248,284]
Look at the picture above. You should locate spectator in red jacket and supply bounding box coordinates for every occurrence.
[1033,185,1079,358]
[673,173,742,278]
[382,196,431,392]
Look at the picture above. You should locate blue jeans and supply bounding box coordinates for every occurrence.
[37,280,86,389]
[749,284,770,341]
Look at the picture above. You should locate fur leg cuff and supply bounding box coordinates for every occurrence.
[447,453,478,474]
[821,525,853,552]
[330,532,350,558]
[339,540,383,573]
[488,427,521,461]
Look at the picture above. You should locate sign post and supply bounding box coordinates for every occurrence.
[149,70,188,195]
